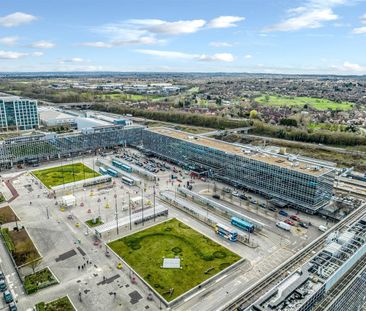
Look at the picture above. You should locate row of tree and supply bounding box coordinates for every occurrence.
[93,104,252,129]
[93,104,366,147]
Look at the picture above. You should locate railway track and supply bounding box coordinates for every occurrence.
[222,204,366,311]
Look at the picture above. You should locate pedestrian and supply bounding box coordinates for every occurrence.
[81,265,84,270]
[78,266,80,270]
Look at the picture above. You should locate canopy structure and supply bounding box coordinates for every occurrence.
[62,194,76,207]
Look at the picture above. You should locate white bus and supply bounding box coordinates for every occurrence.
[122,176,135,186]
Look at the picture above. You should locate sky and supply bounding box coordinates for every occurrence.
[0,0,366,74]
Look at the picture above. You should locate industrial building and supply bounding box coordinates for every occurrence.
[0,96,39,131]
[250,215,366,311]
[142,128,336,213]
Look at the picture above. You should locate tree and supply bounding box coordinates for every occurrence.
[249,110,258,119]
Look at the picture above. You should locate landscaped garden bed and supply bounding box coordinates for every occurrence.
[24,267,58,294]
[35,296,75,311]
[0,205,18,225]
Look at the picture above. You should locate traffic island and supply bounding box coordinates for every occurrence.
[108,218,242,304]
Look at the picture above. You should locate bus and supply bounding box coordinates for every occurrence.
[112,159,132,173]
[231,216,255,233]
[215,223,238,242]
[99,167,108,175]
[121,176,135,186]
[106,168,118,177]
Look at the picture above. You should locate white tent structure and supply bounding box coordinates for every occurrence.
[62,194,76,207]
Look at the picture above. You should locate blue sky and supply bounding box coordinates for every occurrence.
[0,0,366,74]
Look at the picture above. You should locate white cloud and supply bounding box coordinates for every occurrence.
[0,36,19,46]
[136,49,193,59]
[352,26,366,33]
[59,57,86,64]
[79,41,113,48]
[29,40,55,48]
[136,49,234,62]
[208,16,245,28]
[265,0,347,32]
[244,54,253,59]
[209,41,233,47]
[197,53,234,62]
[32,51,44,57]
[331,61,366,73]
[0,50,28,59]
[352,13,366,34]
[0,12,37,27]
[142,19,206,35]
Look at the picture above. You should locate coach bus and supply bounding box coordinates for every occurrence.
[112,159,132,173]
[215,223,238,242]
[106,168,118,177]
[121,176,135,186]
[231,216,255,233]
[99,167,108,175]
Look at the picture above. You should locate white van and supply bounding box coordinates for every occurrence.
[318,225,328,232]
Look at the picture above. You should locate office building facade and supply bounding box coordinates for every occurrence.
[0,96,39,131]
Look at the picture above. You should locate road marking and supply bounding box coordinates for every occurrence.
[184,287,206,302]
[215,274,228,283]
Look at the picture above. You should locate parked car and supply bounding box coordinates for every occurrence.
[239,194,247,200]
[0,271,4,281]
[3,290,13,303]
[318,225,328,232]
[223,187,231,193]
[212,194,220,200]
[268,206,277,212]
[279,210,288,217]
[0,280,7,292]
[290,215,301,222]
[8,302,17,311]
[232,191,240,197]
[284,219,295,226]
[299,222,309,229]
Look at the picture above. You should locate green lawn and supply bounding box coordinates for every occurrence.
[255,95,354,111]
[36,296,75,311]
[32,163,100,188]
[24,268,58,294]
[85,217,104,227]
[108,218,241,301]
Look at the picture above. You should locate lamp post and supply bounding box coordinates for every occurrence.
[114,193,119,235]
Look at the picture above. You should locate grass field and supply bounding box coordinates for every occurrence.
[108,218,241,301]
[255,95,354,111]
[32,163,100,188]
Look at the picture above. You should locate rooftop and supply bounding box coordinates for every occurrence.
[147,127,335,176]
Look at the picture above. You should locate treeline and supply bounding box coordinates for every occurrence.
[94,104,366,146]
[93,104,252,129]
[251,121,366,146]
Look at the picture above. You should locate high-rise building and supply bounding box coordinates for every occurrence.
[0,96,39,131]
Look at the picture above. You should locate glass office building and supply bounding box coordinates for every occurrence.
[0,96,39,131]
[142,128,336,213]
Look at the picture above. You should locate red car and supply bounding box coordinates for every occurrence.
[290,215,301,222]
[284,219,295,226]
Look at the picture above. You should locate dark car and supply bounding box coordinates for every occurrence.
[279,210,288,217]
[268,206,277,212]
[299,222,309,229]
[3,290,13,303]
[0,271,4,281]
[212,194,220,200]
[8,302,17,311]
[239,194,247,200]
